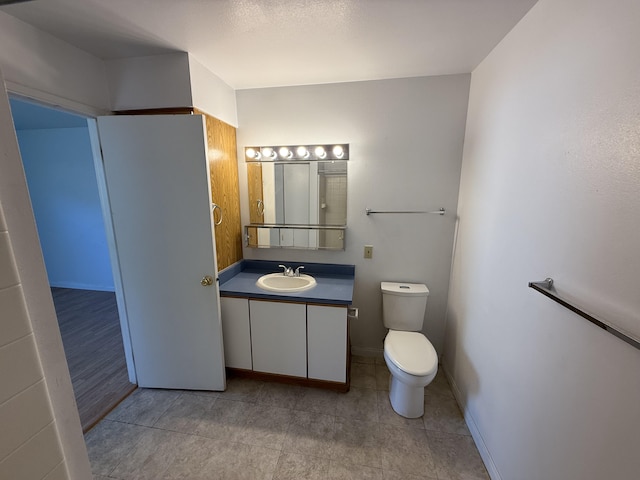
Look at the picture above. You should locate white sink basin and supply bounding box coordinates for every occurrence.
[256,273,317,292]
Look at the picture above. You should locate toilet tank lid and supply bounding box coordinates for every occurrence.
[381,282,429,296]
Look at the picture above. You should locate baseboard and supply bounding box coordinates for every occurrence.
[350,346,383,358]
[442,364,502,480]
[49,282,116,292]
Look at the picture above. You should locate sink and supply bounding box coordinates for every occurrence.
[256,273,317,292]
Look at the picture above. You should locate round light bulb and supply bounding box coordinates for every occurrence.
[262,147,274,160]
[296,146,309,158]
[314,146,326,159]
[332,145,344,158]
[245,148,256,159]
[279,147,291,158]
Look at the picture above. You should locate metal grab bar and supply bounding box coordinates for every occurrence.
[529,278,640,351]
[365,207,445,216]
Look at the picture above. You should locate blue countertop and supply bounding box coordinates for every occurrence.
[219,260,355,305]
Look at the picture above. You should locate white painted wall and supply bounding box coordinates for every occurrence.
[188,54,238,127]
[236,75,470,354]
[444,1,640,479]
[0,68,91,480]
[0,11,109,115]
[106,53,193,111]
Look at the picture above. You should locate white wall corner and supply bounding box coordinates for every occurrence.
[442,363,501,480]
[106,52,193,111]
[187,54,238,127]
[0,11,110,114]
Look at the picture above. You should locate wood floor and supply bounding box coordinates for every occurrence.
[51,287,136,433]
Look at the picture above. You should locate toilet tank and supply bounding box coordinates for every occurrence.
[381,282,429,331]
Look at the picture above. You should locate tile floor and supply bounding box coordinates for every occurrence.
[86,356,489,480]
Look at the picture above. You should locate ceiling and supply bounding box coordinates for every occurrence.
[2,0,538,90]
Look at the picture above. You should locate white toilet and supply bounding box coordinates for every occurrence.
[381,282,438,418]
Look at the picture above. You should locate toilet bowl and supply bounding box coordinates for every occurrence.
[384,330,438,418]
[381,282,438,418]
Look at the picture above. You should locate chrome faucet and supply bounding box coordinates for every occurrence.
[294,266,305,277]
[278,264,294,277]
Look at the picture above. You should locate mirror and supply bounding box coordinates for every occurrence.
[245,144,349,250]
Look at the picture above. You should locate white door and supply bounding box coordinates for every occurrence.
[97,115,225,391]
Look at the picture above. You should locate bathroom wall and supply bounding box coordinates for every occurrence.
[0,198,69,479]
[236,75,470,355]
[17,126,115,292]
[0,11,109,115]
[0,68,91,480]
[444,0,640,479]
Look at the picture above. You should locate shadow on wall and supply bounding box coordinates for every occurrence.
[442,310,481,403]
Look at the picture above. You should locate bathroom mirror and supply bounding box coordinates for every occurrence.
[247,161,348,226]
[244,144,348,250]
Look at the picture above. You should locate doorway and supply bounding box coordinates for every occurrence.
[9,97,135,432]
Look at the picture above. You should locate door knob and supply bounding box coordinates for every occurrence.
[200,275,214,286]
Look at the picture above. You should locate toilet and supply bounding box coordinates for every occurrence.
[381,282,438,418]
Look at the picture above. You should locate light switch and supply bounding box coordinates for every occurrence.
[364,245,373,259]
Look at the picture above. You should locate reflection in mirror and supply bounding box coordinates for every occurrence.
[246,225,346,250]
[248,161,348,227]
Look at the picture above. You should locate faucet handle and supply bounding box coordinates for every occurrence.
[278,264,289,275]
[294,266,305,277]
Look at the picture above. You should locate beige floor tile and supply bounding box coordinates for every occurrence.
[294,386,340,415]
[153,392,218,434]
[257,381,305,409]
[330,417,382,469]
[84,420,149,477]
[273,452,330,480]
[282,410,336,459]
[427,430,489,480]
[424,369,454,399]
[375,364,390,391]
[383,469,437,479]
[352,355,376,365]
[105,388,181,427]
[378,423,437,477]
[234,403,296,450]
[194,397,254,441]
[375,356,387,366]
[329,461,384,480]
[336,386,379,422]
[109,426,195,479]
[377,390,425,429]
[423,392,470,436]
[166,437,280,480]
[218,376,264,402]
[351,363,377,389]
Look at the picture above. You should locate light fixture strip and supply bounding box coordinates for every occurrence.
[245,144,349,161]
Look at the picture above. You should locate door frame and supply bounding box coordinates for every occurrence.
[0,76,93,479]
[87,120,136,382]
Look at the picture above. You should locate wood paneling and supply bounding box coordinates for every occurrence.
[247,163,264,224]
[197,110,243,271]
[51,288,136,432]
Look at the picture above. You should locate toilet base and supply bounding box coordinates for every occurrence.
[388,374,426,418]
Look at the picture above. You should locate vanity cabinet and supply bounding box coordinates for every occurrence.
[307,304,348,383]
[220,297,252,370]
[250,300,307,377]
[220,295,349,389]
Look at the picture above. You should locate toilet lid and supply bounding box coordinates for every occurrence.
[384,330,438,376]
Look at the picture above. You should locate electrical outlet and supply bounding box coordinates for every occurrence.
[364,245,373,259]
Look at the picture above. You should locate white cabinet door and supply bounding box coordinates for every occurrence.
[97,115,225,391]
[250,300,306,377]
[307,305,348,383]
[220,297,252,370]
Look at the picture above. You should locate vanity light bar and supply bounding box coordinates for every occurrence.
[245,144,349,162]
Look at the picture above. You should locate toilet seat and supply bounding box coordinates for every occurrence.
[384,330,437,377]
